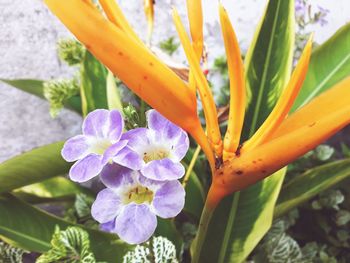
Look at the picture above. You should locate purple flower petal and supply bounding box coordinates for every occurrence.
[61,135,90,162]
[91,188,121,223]
[121,128,150,154]
[107,110,124,141]
[112,147,144,171]
[115,204,157,244]
[82,109,109,138]
[171,132,190,162]
[146,109,169,131]
[82,109,124,141]
[100,163,135,189]
[152,180,185,218]
[146,109,184,141]
[69,154,103,182]
[101,140,128,164]
[100,220,116,232]
[137,173,163,191]
[141,158,185,181]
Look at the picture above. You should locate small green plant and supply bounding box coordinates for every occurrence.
[0,241,26,263]
[159,37,180,56]
[123,236,178,263]
[36,226,98,263]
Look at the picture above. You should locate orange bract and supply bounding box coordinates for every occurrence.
[213,76,350,197]
[219,4,246,161]
[186,0,204,60]
[243,35,313,152]
[173,8,223,158]
[143,0,154,44]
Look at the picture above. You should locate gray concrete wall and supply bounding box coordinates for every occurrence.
[0,0,81,162]
[0,0,349,162]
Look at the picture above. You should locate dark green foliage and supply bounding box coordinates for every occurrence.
[123,104,141,130]
[36,226,98,263]
[58,39,86,66]
[64,194,98,230]
[159,37,180,56]
[43,78,80,117]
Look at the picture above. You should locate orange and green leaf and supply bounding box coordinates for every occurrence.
[215,76,350,195]
[244,35,313,151]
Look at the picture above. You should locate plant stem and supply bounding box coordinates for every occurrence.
[191,197,215,263]
[139,99,146,126]
[182,145,201,187]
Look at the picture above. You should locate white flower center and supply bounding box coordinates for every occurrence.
[123,185,154,205]
[89,139,112,155]
[143,148,170,163]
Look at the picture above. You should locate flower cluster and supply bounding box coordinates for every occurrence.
[62,109,189,244]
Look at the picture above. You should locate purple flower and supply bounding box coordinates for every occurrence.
[91,164,185,244]
[316,5,329,27]
[120,110,189,181]
[61,109,137,183]
[295,0,306,15]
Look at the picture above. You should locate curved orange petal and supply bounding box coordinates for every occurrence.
[186,0,204,60]
[186,0,203,95]
[172,8,223,157]
[243,35,313,152]
[219,4,246,161]
[99,0,142,44]
[213,76,350,195]
[272,76,350,139]
[144,0,154,45]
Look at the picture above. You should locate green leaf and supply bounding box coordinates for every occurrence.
[199,169,286,263]
[275,158,350,218]
[15,177,85,199]
[0,79,45,98]
[155,219,182,254]
[0,142,71,194]
[292,23,350,111]
[0,194,130,262]
[183,169,205,220]
[36,226,97,263]
[243,0,295,138]
[123,236,178,263]
[107,71,123,111]
[80,51,108,115]
[13,177,90,204]
[198,0,295,261]
[0,79,82,113]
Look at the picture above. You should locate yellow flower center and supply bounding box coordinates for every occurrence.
[143,149,169,163]
[90,139,112,155]
[124,186,154,205]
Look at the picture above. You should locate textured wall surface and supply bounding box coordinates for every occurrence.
[0,0,82,162]
[0,0,349,162]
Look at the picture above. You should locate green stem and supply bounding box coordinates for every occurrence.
[139,100,146,126]
[218,192,240,263]
[191,199,215,263]
[182,145,201,187]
